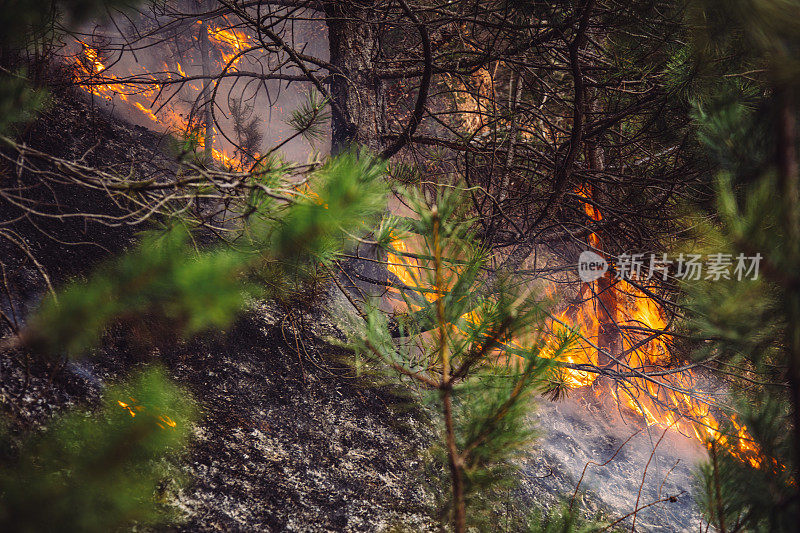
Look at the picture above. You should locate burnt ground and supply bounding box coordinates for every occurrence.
[168,302,435,532]
[0,88,437,531]
[0,299,438,532]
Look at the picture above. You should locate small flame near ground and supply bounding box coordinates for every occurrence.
[118,397,176,430]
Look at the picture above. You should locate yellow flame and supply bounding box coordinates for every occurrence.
[208,24,253,68]
[118,397,176,430]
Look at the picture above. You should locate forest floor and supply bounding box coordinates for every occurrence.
[0,89,703,532]
[1,299,437,531]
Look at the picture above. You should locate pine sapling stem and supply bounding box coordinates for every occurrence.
[432,206,466,533]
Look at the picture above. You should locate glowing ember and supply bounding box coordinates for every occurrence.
[117,397,176,430]
[157,414,177,430]
[117,398,144,418]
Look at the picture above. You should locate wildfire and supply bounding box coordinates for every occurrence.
[71,25,768,469]
[73,45,132,103]
[385,191,769,470]
[71,40,246,168]
[547,186,767,467]
[195,132,240,168]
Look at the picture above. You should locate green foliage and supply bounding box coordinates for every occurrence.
[349,186,579,530]
[288,89,330,145]
[524,502,615,533]
[3,146,387,530]
[680,173,783,369]
[686,0,800,83]
[388,162,422,185]
[167,126,207,164]
[0,367,196,532]
[269,150,387,265]
[663,45,695,100]
[229,96,263,161]
[691,85,770,178]
[684,171,797,532]
[0,5,389,533]
[682,2,800,531]
[24,226,251,358]
[0,72,48,134]
[696,404,794,532]
[450,359,547,527]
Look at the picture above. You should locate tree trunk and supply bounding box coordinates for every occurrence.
[325,2,388,303]
[586,102,620,368]
[324,1,383,155]
[499,71,523,204]
[198,18,214,161]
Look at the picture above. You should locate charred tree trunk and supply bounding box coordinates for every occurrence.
[193,0,214,161]
[324,1,384,155]
[198,19,214,161]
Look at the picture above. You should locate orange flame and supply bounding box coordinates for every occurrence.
[117,397,176,430]
[385,193,770,470]
[207,24,254,68]
[72,42,246,168]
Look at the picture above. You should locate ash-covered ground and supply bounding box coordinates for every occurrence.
[518,387,706,532]
[167,301,437,532]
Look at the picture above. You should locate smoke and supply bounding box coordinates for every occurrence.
[523,387,706,531]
